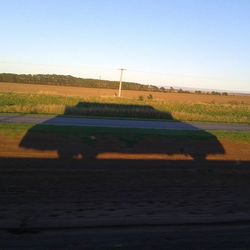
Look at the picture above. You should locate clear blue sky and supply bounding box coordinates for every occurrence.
[1,0,250,91]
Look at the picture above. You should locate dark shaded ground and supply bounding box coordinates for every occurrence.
[0,159,250,249]
[1,103,249,248]
[1,224,250,250]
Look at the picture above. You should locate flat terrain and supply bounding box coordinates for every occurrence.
[0,122,250,161]
[0,122,249,248]
[1,83,250,248]
[1,82,250,104]
[1,89,250,123]
[2,224,250,249]
[0,159,250,249]
[1,114,250,131]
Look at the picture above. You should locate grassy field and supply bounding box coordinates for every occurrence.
[1,124,250,143]
[0,92,249,123]
[1,82,250,104]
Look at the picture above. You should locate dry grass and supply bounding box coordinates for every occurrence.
[1,82,250,105]
[0,92,249,123]
[0,104,66,115]
[0,82,250,123]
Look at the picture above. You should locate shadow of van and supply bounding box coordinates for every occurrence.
[64,102,173,119]
[19,102,225,161]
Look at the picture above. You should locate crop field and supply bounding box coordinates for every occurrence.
[0,83,250,123]
[1,82,250,104]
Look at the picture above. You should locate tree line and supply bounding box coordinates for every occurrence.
[0,73,229,95]
[0,73,159,92]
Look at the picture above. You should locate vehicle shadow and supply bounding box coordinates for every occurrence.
[2,103,250,249]
[19,102,225,161]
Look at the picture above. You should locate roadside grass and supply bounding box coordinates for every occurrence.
[0,93,249,124]
[0,124,249,144]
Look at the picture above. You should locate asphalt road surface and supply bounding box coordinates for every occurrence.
[0,114,250,131]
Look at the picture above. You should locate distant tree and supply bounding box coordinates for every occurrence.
[177,88,184,93]
[169,87,175,92]
[138,95,144,101]
[159,87,165,92]
[222,92,228,96]
[147,94,153,100]
[211,91,221,96]
[195,90,202,94]
[0,73,164,92]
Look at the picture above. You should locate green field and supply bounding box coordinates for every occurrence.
[0,124,250,144]
[0,92,249,124]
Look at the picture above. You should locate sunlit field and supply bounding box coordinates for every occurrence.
[1,82,250,104]
[0,90,249,123]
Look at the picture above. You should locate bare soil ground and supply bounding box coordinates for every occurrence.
[1,82,250,104]
[1,131,250,248]
[1,134,250,161]
[2,224,250,249]
[0,158,250,239]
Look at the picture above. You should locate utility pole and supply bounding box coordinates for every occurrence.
[118,68,126,97]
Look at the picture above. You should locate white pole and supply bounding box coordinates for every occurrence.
[118,68,126,97]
